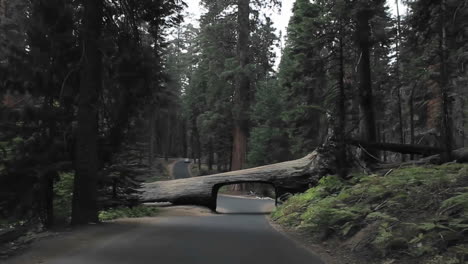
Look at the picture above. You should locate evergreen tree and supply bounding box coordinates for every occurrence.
[248,78,290,166]
[278,0,329,157]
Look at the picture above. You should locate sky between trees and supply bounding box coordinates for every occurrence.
[184,0,407,67]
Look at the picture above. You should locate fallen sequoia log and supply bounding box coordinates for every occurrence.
[139,149,335,210]
[139,140,468,210]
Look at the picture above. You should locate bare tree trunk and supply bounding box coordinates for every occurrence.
[182,119,188,158]
[191,118,202,171]
[336,26,348,178]
[208,139,214,171]
[231,0,250,171]
[356,9,378,164]
[217,152,223,172]
[409,84,416,160]
[395,0,406,162]
[440,0,452,162]
[165,116,170,161]
[43,173,55,228]
[190,134,195,160]
[148,107,155,167]
[72,0,102,225]
[382,132,387,162]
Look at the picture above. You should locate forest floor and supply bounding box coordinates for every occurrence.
[271,163,468,264]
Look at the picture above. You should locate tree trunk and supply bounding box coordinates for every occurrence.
[182,118,188,158]
[217,152,223,172]
[382,132,387,162]
[356,9,378,164]
[43,173,54,228]
[148,107,155,167]
[395,0,405,162]
[409,83,416,160]
[165,116,170,161]
[231,0,250,171]
[190,134,195,160]
[208,139,213,171]
[71,0,102,225]
[440,0,452,162]
[336,26,348,178]
[192,118,202,171]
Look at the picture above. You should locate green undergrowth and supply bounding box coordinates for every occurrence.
[272,163,468,263]
[54,172,75,223]
[98,206,159,221]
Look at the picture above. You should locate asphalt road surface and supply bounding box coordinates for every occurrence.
[173,160,191,179]
[5,161,324,264]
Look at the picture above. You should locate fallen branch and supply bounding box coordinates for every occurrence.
[375,147,468,170]
[346,139,442,156]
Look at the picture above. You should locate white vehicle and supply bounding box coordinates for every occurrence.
[184,158,191,163]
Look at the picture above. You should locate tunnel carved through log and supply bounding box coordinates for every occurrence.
[139,151,327,210]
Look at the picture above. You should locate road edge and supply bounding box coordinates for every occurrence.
[266,216,343,264]
[167,159,181,179]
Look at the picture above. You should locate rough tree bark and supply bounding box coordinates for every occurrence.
[356,8,378,164]
[231,0,250,171]
[409,83,417,160]
[71,0,102,225]
[439,0,452,162]
[395,0,406,162]
[336,21,348,178]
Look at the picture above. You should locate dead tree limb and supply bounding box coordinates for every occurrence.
[375,147,468,170]
[346,139,442,156]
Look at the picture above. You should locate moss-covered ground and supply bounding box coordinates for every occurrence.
[272,163,468,263]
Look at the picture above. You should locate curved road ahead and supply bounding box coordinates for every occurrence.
[173,159,192,179]
[6,161,324,264]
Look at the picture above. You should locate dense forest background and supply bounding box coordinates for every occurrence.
[0,0,467,227]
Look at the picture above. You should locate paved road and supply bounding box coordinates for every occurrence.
[6,161,325,264]
[173,160,191,179]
